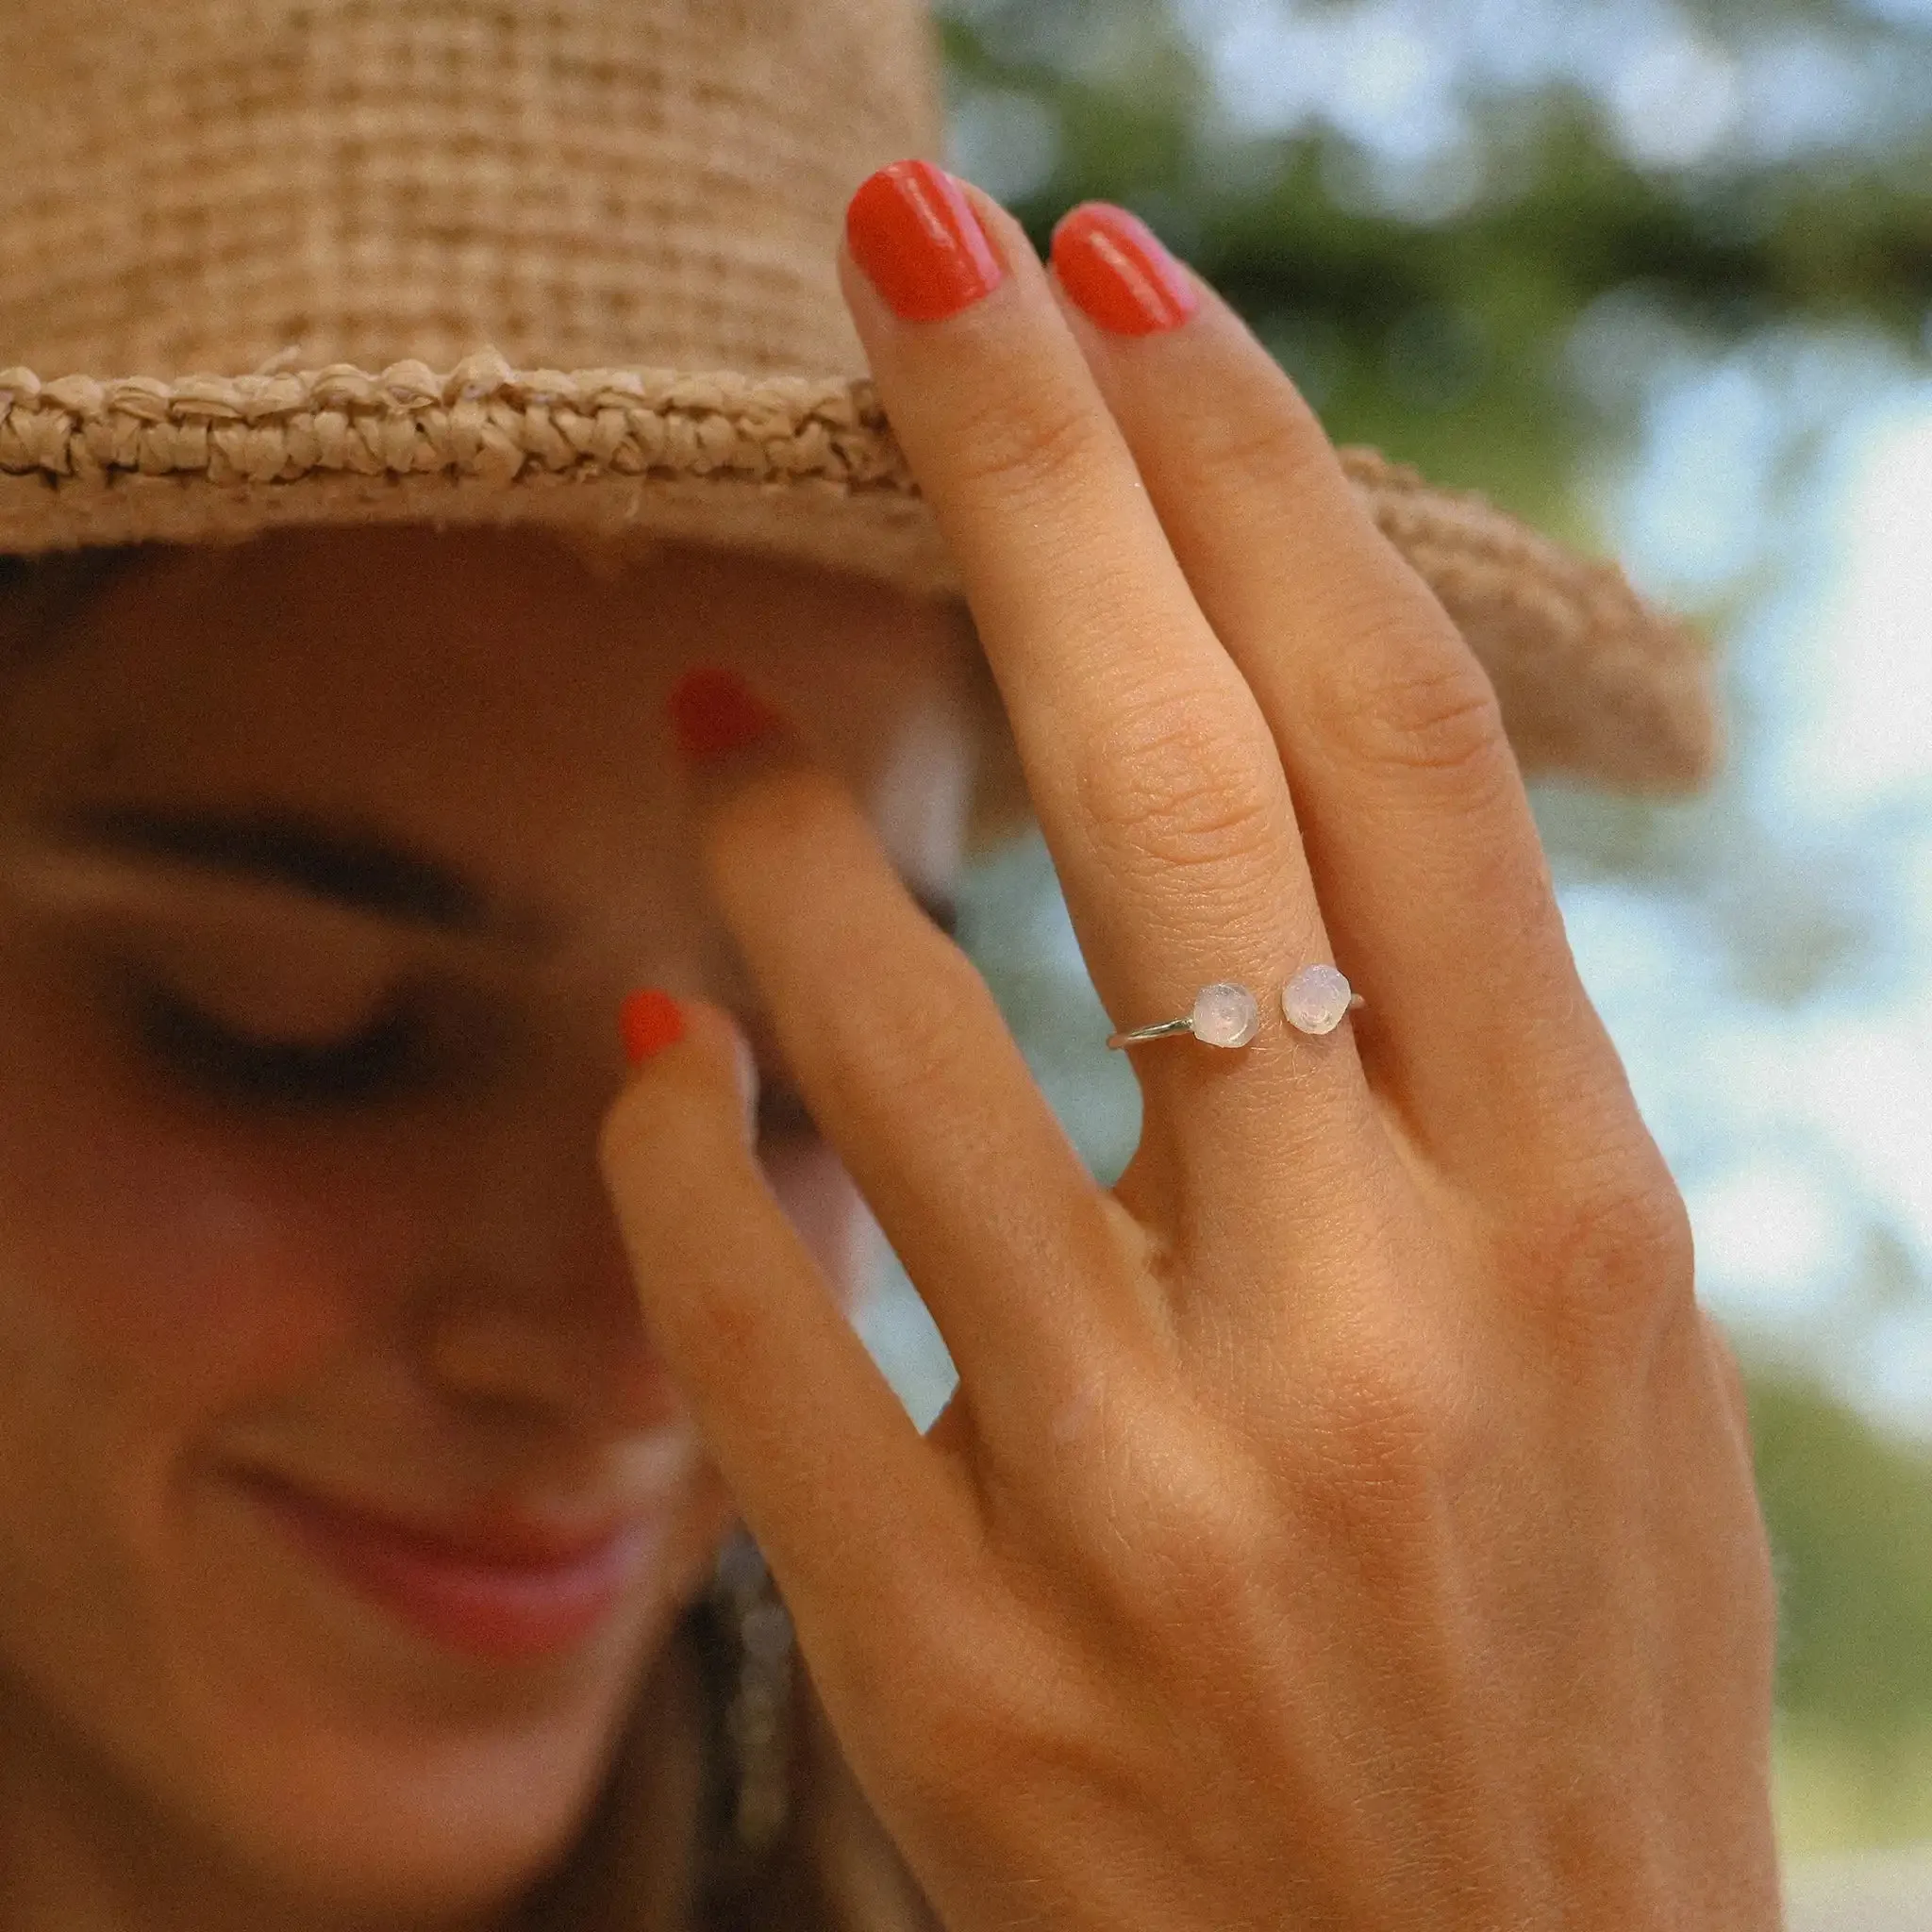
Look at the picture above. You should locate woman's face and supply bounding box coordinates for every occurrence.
[0,525,978,1922]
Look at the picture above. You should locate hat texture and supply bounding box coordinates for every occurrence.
[0,0,1719,794]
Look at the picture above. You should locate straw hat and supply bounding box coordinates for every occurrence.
[0,0,1718,801]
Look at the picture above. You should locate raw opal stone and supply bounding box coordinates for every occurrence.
[1192,982,1260,1048]
[1283,964,1354,1036]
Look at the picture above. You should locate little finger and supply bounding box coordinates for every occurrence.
[599,995,963,1666]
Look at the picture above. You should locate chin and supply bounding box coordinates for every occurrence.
[233,1752,586,1918]
[63,1472,736,1924]
[188,1694,644,1924]
[93,1565,673,1924]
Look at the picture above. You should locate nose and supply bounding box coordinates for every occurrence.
[408,1089,673,1434]
[425,1307,596,1415]
[416,1221,669,1433]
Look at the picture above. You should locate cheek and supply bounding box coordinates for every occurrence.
[0,1082,370,1444]
[0,1022,389,1720]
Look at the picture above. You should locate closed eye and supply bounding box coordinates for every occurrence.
[131,978,824,1140]
[132,981,425,1108]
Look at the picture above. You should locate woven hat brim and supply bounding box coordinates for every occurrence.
[0,354,1719,796]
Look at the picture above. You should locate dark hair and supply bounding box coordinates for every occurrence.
[0,546,152,670]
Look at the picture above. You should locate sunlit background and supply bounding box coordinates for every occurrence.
[850,0,1932,1884]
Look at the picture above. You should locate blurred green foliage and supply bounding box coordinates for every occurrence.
[938,0,1932,1851]
[1752,1368,1932,1725]
[941,0,1932,528]
[1752,1374,1932,1847]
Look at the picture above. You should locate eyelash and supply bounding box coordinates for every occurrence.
[132,983,425,1108]
[130,981,823,1140]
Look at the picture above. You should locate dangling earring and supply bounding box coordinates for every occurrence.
[711,1526,795,1857]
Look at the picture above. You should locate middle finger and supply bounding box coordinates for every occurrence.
[839,162,1371,1189]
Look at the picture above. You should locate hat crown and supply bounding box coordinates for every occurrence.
[0,0,944,381]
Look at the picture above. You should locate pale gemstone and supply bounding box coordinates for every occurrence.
[1191,982,1260,1049]
[1283,964,1354,1036]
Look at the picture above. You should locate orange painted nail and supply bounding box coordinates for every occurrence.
[845,160,1006,323]
[620,990,686,1066]
[666,667,786,763]
[1052,203,1199,338]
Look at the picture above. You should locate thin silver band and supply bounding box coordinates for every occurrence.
[1107,1016,1199,1050]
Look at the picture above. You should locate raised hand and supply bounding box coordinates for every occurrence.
[598,164,1781,1931]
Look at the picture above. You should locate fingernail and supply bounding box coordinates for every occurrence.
[845,160,1006,323]
[667,667,786,763]
[620,990,686,1067]
[1051,204,1199,338]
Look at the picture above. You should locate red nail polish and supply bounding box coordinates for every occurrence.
[1051,204,1199,338]
[845,160,1006,323]
[620,990,685,1066]
[667,667,786,763]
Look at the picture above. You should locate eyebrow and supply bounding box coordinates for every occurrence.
[34,800,960,945]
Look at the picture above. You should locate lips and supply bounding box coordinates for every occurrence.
[234,1469,657,1662]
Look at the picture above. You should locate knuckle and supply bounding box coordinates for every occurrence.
[1064,1421,1264,1626]
[1701,1311,1748,1413]
[1314,608,1509,788]
[1697,1309,1758,1460]
[1315,1366,1437,1491]
[946,383,1108,506]
[1073,691,1287,877]
[835,938,988,1094]
[1187,391,1331,499]
[1565,1165,1695,1298]
[1128,1491,1281,1660]
[663,1260,763,1360]
[1525,1159,1698,1358]
[1296,1344,1459,1556]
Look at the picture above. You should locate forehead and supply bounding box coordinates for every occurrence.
[0,525,978,962]
[2,524,971,773]
[14,521,962,711]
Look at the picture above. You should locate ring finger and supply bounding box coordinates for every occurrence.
[1041,203,1653,1191]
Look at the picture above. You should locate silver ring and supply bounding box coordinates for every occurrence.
[1281,964,1365,1038]
[1108,982,1260,1052]
[1107,971,1364,1052]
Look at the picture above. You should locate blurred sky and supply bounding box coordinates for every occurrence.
[1180,0,1932,179]
[864,0,1932,1441]
[1574,354,1932,1441]
[948,0,1932,208]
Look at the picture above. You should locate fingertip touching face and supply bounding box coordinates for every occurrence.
[0,525,979,1927]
